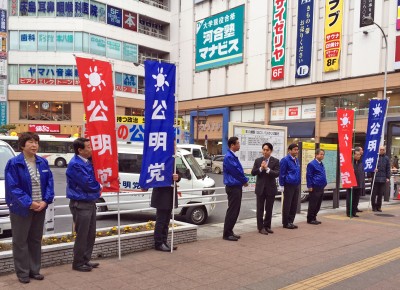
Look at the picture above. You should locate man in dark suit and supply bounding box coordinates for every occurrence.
[251,143,280,235]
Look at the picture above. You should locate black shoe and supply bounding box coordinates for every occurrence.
[164,243,178,250]
[18,277,30,284]
[372,208,377,212]
[283,224,296,229]
[73,264,93,272]
[377,209,382,212]
[352,214,360,217]
[291,223,298,229]
[29,273,44,280]
[356,209,363,212]
[307,220,319,225]
[315,220,322,224]
[259,228,268,235]
[223,235,239,241]
[266,228,274,234]
[86,262,99,268]
[232,233,241,239]
[155,244,170,252]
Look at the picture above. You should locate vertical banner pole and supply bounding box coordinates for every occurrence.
[171,63,178,253]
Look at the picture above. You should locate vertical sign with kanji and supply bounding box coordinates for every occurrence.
[75,57,119,192]
[397,0,400,31]
[337,109,357,188]
[363,100,388,172]
[323,0,343,72]
[271,0,287,81]
[139,61,176,189]
[195,5,244,72]
[359,0,375,28]
[295,0,314,78]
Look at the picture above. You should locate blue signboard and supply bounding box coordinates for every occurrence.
[139,61,176,189]
[0,10,6,32]
[363,100,388,172]
[0,102,6,126]
[107,5,122,27]
[295,0,314,78]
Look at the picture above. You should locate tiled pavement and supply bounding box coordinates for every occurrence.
[1,200,400,289]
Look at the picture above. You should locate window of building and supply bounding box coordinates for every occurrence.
[37,65,56,84]
[20,101,71,121]
[19,65,37,84]
[320,92,377,119]
[56,32,74,51]
[38,31,56,51]
[123,42,138,62]
[89,34,106,56]
[125,107,144,116]
[37,0,56,17]
[56,65,74,85]
[19,31,37,51]
[90,0,106,23]
[230,104,265,123]
[56,0,74,17]
[270,99,316,121]
[106,39,122,60]
[9,31,19,50]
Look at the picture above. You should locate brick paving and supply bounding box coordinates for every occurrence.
[1,200,400,289]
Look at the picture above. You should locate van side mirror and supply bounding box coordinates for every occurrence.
[185,168,191,180]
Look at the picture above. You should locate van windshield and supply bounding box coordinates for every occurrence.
[184,154,205,179]
[201,147,210,159]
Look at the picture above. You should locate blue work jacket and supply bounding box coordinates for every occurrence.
[223,150,249,186]
[306,159,328,189]
[279,154,301,186]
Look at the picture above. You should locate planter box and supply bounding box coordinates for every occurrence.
[0,221,197,275]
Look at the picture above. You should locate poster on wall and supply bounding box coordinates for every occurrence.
[295,0,314,78]
[270,107,285,121]
[195,5,244,72]
[286,106,301,120]
[271,0,288,80]
[301,104,316,119]
[323,0,343,72]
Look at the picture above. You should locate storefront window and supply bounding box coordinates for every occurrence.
[387,89,400,115]
[20,101,71,121]
[320,92,377,119]
[270,99,316,121]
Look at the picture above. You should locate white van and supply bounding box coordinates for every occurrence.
[97,142,216,225]
[0,140,17,235]
[177,144,211,171]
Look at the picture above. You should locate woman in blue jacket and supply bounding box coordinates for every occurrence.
[5,132,54,284]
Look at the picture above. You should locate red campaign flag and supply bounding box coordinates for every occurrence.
[337,109,357,188]
[75,57,119,192]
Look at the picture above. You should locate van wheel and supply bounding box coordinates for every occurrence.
[213,167,221,174]
[186,206,207,225]
[96,198,107,219]
[55,158,66,167]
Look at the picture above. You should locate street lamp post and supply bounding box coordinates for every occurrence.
[363,16,391,202]
[363,16,388,146]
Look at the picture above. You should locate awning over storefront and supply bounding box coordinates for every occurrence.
[273,122,315,138]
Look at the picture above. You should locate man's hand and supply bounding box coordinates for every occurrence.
[308,188,313,192]
[30,201,40,210]
[261,160,267,170]
[33,201,47,211]
[243,182,249,187]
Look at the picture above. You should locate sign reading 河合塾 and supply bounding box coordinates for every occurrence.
[195,5,244,72]
[363,100,388,172]
[295,0,314,78]
[271,0,288,80]
[337,109,357,188]
[75,57,119,193]
[139,61,176,189]
[323,0,343,72]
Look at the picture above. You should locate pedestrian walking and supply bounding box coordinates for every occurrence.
[346,150,365,217]
[66,138,102,272]
[5,132,55,283]
[251,142,280,235]
[223,137,249,241]
[371,146,391,212]
[279,143,301,229]
[306,149,327,225]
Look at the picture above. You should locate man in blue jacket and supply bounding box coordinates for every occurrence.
[279,143,301,229]
[66,138,102,272]
[306,149,327,225]
[223,136,249,241]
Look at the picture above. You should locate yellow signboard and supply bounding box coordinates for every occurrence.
[84,114,184,127]
[323,0,343,72]
[320,143,338,151]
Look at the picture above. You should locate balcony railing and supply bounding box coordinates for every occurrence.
[138,24,169,40]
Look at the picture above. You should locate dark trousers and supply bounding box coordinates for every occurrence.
[223,185,242,237]
[154,208,171,247]
[371,182,386,210]
[69,200,96,268]
[10,210,46,278]
[307,188,324,222]
[346,188,361,216]
[256,193,275,230]
[282,184,299,226]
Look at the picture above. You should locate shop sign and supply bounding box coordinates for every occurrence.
[301,104,316,119]
[0,101,6,126]
[107,5,122,28]
[397,0,400,30]
[198,122,222,132]
[270,107,285,121]
[0,9,6,32]
[195,5,244,72]
[123,11,137,32]
[28,124,61,133]
[359,0,375,27]
[395,36,400,70]
[295,0,313,78]
[271,0,288,80]
[323,0,343,72]
[286,106,300,120]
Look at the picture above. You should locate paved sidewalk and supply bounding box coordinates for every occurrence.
[1,200,400,289]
